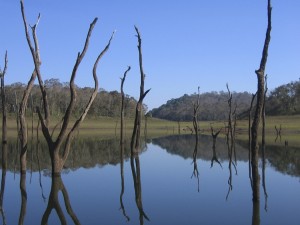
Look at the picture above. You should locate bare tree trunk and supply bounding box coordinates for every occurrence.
[251,0,272,203]
[0,51,8,224]
[1,51,8,148]
[120,66,131,145]
[131,26,150,154]
[20,0,114,175]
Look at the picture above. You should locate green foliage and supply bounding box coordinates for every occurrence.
[1,79,139,119]
[266,79,300,115]
[151,91,252,121]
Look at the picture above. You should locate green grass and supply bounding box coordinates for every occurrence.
[1,114,299,145]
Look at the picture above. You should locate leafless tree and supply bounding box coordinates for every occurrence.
[130,26,150,155]
[251,0,272,203]
[20,0,114,174]
[0,51,8,225]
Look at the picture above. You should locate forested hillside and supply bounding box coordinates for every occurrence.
[266,80,300,115]
[151,80,300,121]
[2,79,300,121]
[151,91,252,121]
[2,79,139,118]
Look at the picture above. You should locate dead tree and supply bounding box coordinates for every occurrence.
[130,26,150,154]
[119,66,131,222]
[21,0,114,175]
[1,51,8,147]
[251,0,272,203]
[120,66,131,146]
[130,26,150,223]
[0,51,8,225]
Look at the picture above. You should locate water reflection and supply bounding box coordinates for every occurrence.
[0,141,7,225]
[41,175,81,225]
[19,173,27,225]
[119,141,130,222]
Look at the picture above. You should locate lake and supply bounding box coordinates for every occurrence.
[1,134,299,225]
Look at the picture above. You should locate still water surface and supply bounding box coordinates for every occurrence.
[1,134,299,225]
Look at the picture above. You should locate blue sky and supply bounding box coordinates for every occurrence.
[1,0,299,110]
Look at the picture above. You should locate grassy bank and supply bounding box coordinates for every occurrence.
[1,114,299,145]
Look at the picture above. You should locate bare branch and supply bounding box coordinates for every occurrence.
[62,30,114,163]
[56,18,99,146]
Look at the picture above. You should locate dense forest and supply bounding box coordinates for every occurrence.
[1,79,299,121]
[1,78,141,118]
[151,79,300,121]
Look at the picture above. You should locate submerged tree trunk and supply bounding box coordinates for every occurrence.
[251,0,272,203]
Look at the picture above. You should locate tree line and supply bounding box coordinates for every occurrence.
[0,79,143,119]
[150,79,300,121]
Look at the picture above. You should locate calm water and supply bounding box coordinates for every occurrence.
[1,134,299,225]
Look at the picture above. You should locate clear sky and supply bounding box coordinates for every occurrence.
[1,0,299,110]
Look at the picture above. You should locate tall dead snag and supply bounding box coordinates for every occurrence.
[21,0,114,175]
[1,51,8,147]
[251,0,272,203]
[130,26,150,154]
[0,51,8,225]
[119,66,131,222]
[130,26,150,223]
[120,66,131,146]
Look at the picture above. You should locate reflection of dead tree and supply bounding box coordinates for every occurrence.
[36,120,46,201]
[21,0,114,175]
[226,84,237,200]
[119,66,131,222]
[18,174,27,225]
[0,167,6,225]
[274,125,282,143]
[248,93,257,188]
[252,199,260,225]
[191,87,200,192]
[41,175,81,225]
[130,155,149,224]
[210,126,223,169]
[251,0,272,203]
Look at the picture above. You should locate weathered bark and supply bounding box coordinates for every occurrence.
[21,0,114,175]
[1,51,8,146]
[41,175,81,225]
[120,66,131,146]
[131,26,150,154]
[251,0,272,203]
[0,51,8,225]
[119,66,131,221]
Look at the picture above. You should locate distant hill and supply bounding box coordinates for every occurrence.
[150,91,253,121]
[150,79,300,121]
